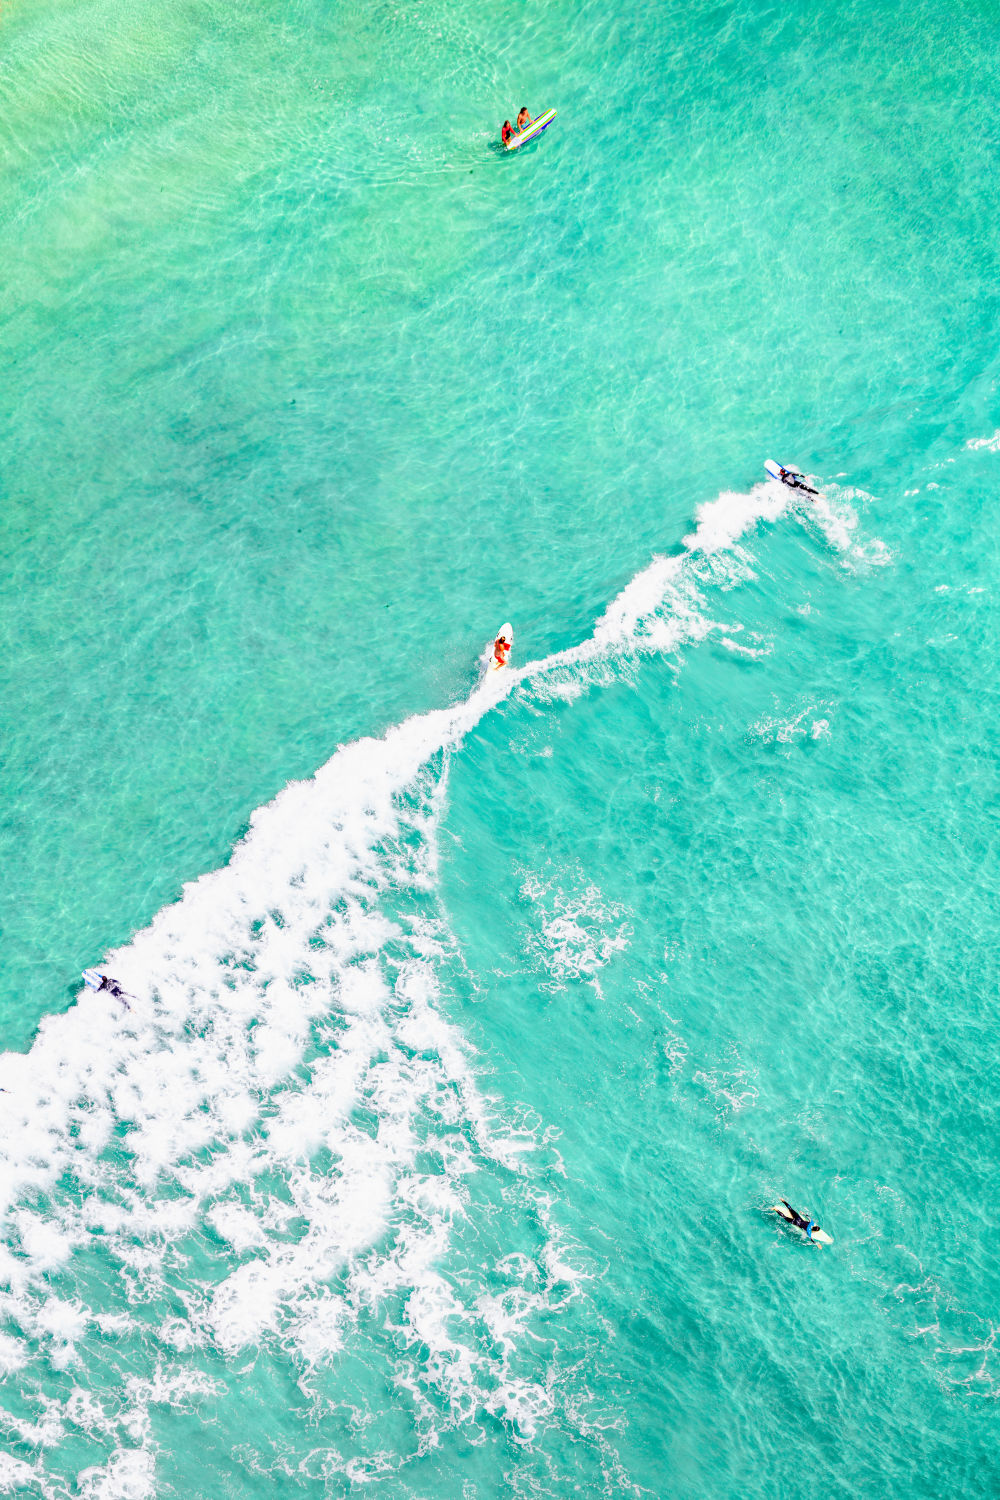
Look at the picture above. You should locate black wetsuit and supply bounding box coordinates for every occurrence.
[781,1199,818,1236]
[98,975,130,1007]
[778,470,819,497]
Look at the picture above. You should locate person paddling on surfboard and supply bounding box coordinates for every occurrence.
[778,1199,822,1241]
[84,971,133,1009]
[516,107,532,131]
[492,632,512,669]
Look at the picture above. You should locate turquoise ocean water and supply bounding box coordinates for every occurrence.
[2,0,1000,1493]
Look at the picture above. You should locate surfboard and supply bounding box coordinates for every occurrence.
[82,969,103,990]
[507,108,556,150]
[772,1202,833,1245]
[488,622,514,672]
[764,459,818,495]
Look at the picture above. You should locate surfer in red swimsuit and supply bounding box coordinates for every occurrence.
[501,120,513,146]
[493,633,511,668]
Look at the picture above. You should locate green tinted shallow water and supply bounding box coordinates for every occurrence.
[2,0,999,1494]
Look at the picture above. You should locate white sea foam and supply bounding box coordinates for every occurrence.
[0,481,862,1489]
[751,703,832,745]
[517,481,794,688]
[720,630,772,660]
[684,483,789,556]
[800,484,891,569]
[693,1063,759,1118]
[519,869,632,991]
[0,1454,44,1497]
[76,1447,155,1500]
[965,429,1000,452]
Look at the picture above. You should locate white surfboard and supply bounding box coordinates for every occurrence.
[507,108,556,150]
[772,1202,833,1245]
[765,458,799,482]
[488,622,514,672]
[82,969,103,991]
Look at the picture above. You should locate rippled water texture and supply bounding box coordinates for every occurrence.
[2,0,999,1495]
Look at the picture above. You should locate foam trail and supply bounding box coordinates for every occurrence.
[0,678,540,1492]
[519,480,793,696]
[0,483,839,1493]
[808,485,892,568]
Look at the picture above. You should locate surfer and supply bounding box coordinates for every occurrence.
[492,631,512,669]
[501,120,513,147]
[516,107,532,131]
[777,1199,821,1241]
[777,467,818,497]
[87,972,132,1009]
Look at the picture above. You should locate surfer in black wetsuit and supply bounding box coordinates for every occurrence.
[777,467,819,497]
[780,1199,820,1240]
[96,974,131,1009]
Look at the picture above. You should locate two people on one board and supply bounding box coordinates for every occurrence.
[501,107,532,146]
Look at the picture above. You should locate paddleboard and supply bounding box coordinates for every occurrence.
[772,1202,833,1245]
[507,108,556,150]
[488,623,514,672]
[764,458,818,495]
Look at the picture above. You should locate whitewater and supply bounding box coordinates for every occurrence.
[0,481,873,1495]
